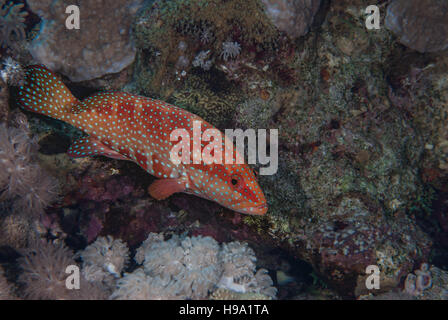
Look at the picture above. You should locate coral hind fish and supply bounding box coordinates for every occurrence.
[18,65,267,215]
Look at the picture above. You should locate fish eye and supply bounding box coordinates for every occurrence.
[230,174,240,186]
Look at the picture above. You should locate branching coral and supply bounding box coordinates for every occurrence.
[0,123,60,216]
[0,1,28,48]
[113,233,277,300]
[18,240,108,300]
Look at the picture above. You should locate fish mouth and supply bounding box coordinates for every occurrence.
[237,203,268,215]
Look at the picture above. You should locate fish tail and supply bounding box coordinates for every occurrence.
[18,65,79,121]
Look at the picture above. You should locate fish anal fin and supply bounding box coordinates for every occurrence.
[67,137,128,160]
[148,178,186,200]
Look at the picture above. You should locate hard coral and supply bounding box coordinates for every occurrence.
[261,0,321,39]
[111,268,178,300]
[27,0,143,81]
[386,0,448,53]
[0,1,27,48]
[133,0,280,94]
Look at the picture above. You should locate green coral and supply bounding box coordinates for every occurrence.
[133,0,280,95]
[172,73,242,128]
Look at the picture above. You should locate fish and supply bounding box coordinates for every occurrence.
[18,65,267,215]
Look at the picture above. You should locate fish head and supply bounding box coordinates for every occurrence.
[190,164,267,215]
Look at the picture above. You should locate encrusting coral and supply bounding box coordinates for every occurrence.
[112,233,277,300]
[386,0,448,53]
[261,0,321,39]
[27,0,143,81]
[0,122,59,216]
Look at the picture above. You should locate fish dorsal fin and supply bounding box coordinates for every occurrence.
[67,137,129,160]
[148,178,187,200]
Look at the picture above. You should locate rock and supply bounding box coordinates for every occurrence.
[261,0,321,39]
[27,0,143,81]
[386,0,448,53]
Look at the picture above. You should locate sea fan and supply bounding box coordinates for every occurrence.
[0,1,28,48]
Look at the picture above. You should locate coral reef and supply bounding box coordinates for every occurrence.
[132,0,289,97]
[0,213,38,248]
[78,236,130,279]
[261,0,321,39]
[403,264,448,300]
[210,288,272,300]
[173,74,242,128]
[2,0,448,300]
[0,123,59,216]
[27,0,143,81]
[386,0,448,53]
[18,240,108,300]
[362,263,448,300]
[0,1,27,49]
[112,233,276,300]
[0,266,15,300]
[111,268,178,300]
[220,41,242,61]
[1,57,24,86]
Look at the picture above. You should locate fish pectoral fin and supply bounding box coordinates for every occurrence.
[67,137,129,160]
[148,178,187,200]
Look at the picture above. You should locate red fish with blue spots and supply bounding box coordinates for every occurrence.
[18,65,267,215]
